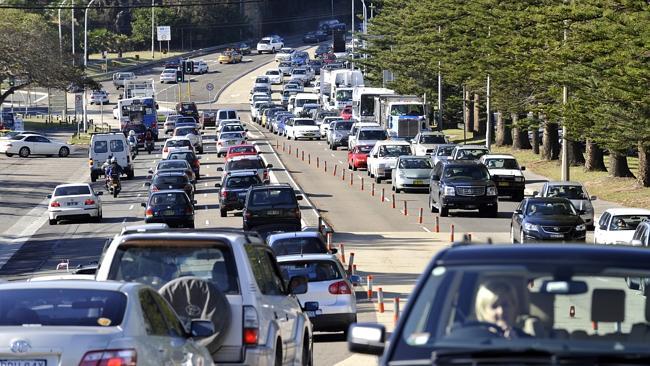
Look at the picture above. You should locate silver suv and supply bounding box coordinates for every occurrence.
[96,230,314,365]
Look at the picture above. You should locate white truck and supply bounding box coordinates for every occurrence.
[320,69,364,110]
[123,79,155,100]
[375,95,428,141]
[352,87,395,123]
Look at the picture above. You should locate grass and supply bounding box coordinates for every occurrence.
[86,50,185,76]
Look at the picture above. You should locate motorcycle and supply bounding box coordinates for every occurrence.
[145,140,154,154]
[128,140,138,159]
[106,173,121,198]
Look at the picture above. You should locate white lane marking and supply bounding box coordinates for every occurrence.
[128,205,134,210]
[331,153,335,157]
[384,197,391,202]
[421,227,431,232]
[137,193,141,198]
[230,93,241,97]
[203,193,207,198]
[205,220,210,226]
[338,160,344,164]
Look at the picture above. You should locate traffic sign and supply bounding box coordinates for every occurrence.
[74,94,83,113]
[157,26,171,41]
[206,83,214,91]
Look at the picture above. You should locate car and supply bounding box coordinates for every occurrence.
[0,280,214,365]
[262,107,286,129]
[300,103,321,118]
[308,59,324,75]
[159,68,177,83]
[594,208,650,244]
[479,154,526,201]
[265,68,283,84]
[274,113,294,135]
[285,118,320,141]
[216,108,239,125]
[428,160,498,217]
[251,101,274,122]
[167,149,201,179]
[175,101,200,123]
[314,109,338,125]
[253,75,272,90]
[366,140,413,183]
[391,155,434,193]
[303,31,327,43]
[218,49,243,64]
[281,90,295,108]
[146,171,194,200]
[328,120,353,150]
[340,105,353,120]
[0,133,71,158]
[217,119,245,133]
[217,131,248,157]
[112,71,136,88]
[190,59,209,74]
[225,144,258,161]
[278,61,293,76]
[320,116,342,138]
[215,171,263,217]
[235,42,251,55]
[252,85,272,96]
[291,51,310,67]
[88,132,134,181]
[141,190,195,228]
[163,58,182,69]
[148,158,196,184]
[536,181,597,229]
[267,231,337,256]
[283,82,303,94]
[243,184,303,231]
[410,131,449,156]
[173,125,203,154]
[217,155,273,183]
[218,123,247,139]
[270,112,293,133]
[315,44,331,58]
[89,89,109,104]
[510,197,587,243]
[277,254,358,332]
[290,67,310,84]
[95,230,314,365]
[450,144,490,161]
[162,137,194,159]
[431,143,457,166]
[256,36,283,54]
[348,243,650,364]
[348,122,382,150]
[47,183,102,225]
[275,47,295,62]
[174,116,197,128]
[199,111,217,128]
[163,114,180,134]
[347,144,372,171]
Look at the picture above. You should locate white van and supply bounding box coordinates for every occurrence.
[293,93,320,116]
[216,109,239,126]
[89,133,135,181]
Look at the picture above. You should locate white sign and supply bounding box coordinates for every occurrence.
[157,26,171,41]
[75,94,83,113]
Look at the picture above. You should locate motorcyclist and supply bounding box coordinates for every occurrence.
[105,157,124,190]
[127,130,138,155]
[144,128,153,143]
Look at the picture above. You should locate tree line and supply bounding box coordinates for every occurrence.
[361,0,649,186]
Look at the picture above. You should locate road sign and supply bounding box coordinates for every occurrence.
[74,94,83,113]
[206,83,214,91]
[157,26,171,41]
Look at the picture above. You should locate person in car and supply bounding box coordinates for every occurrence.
[474,280,528,338]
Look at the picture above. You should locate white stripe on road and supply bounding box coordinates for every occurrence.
[128,205,133,210]
[421,227,431,232]
[205,220,210,226]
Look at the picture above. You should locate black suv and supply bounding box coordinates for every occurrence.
[428,160,498,217]
[215,171,263,217]
[242,184,303,232]
[175,102,199,122]
[510,197,587,243]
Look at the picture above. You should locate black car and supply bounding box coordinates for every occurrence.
[167,150,200,179]
[315,44,331,58]
[308,59,323,75]
[428,160,498,217]
[146,171,194,200]
[142,190,195,228]
[242,184,302,231]
[148,159,196,184]
[215,171,263,217]
[266,231,337,256]
[347,243,650,364]
[511,197,587,243]
[235,42,251,55]
[303,30,328,43]
[175,102,199,122]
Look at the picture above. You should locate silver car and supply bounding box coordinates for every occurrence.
[431,143,457,166]
[217,131,247,156]
[391,155,434,193]
[0,280,214,365]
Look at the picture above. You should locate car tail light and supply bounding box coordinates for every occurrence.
[88,158,94,167]
[221,190,228,198]
[328,281,352,295]
[243,306,259,345]
[293,208,301,219]
[78,349,137,366]
[193,160,200,168]
[145,208,154,217]
[185,206,193,214]
[244,211,252,220]
[84,199,95,205]
[263,170,269,181]
[50,201,61,208]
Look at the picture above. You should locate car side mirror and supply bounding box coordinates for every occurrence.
[144,182,151,186]
[190,319,215,338]
[147,169,153,174]
[329,248,338,254]
[631,239,643,246]
[347,323,386,356]
[520,166,526,171]
[349,275,361,286]
[214,183,221,188]
[146,175,152,180]
[590,195,597,201]
[532,190,539,197]
[47,194,52,199]
[140,202,147,207]
[431,175,439,181]
[599,224,607,230]
[267,164,274,168]
[296,195,303,201]
[514,209,522,215]
[303,301,319,312]
[288,275,308,295]
[96,191,103,196]
[217,167,224,171]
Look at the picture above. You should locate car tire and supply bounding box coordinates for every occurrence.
[440,205,449,217]
[274,341,283,366]
[375,176,381,184]
[58,146,70,157]
[198,147,204,154]
[352,165,357,171]
[19,147,30,158]
[48,218,57,225]
[220,209,227,218]
[395,187,401,193]
[90,172,97,182]
[510,226,517,243]
[5,153,13,157]
[302,333,312,366]
[429,197,438,213]
[520,230,526,244]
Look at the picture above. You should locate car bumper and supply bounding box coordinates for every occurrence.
[332,137,348,146]
[494,181,525,195]
[244,218,301,231]
[374,167,393,179]
[49,206,100,220]
[395,177,430,190]
[145,216,194,228]
[294,131,319,139]
[352,159,367,169]
[221,198,245,211]
[522,230,587,242]
[160,77,175,83]
[309,312,356,332]
[441,195,498,209]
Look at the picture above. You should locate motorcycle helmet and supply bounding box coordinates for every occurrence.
[129,130,136,137]
[111,157,117,164]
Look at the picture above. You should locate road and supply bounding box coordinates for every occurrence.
[0,39,624,366]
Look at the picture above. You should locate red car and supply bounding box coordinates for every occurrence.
[348,144,373,170]
[225,144,258,161]
[340,106,353,120]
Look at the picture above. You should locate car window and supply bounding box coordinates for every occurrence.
[229,146,255,154]
[151,291,186,338]
[0,289,126,327]
[399,158,432,169]
[442,165,490,180]
[93,140,109,153]
[437,146,455,156]
[221,132,244,140]
[24,136,39,142]
[110,140,125,153]
[169,152,195,161]
[150,193,189,206]
[54,185,91,196]
[484,158,519,170]
[226,175,261,189]
[526,201,576,216]
[609,215,650,231]
[456,148,488,160]
[167,139,191,148]
[228,159,264,170]
[420,135,447,144]
[545,185,588,200]
[245,246,285,295]
[271,237,327,256]
[176,128,197,136]
[335,122,353,130]
[153,175,188,186]
[358,130,387,140]
[279,260,342,283]
[377,145,412,157]
[294,119,316,126]
[158,161,188,170]
[249,188,296,206]
[139,289,169,336]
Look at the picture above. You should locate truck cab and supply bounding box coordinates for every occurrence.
[375,95,428,141]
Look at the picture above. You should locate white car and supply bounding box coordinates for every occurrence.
[112,105,119,119]
[256,36,283,54]
[367,140,413,183]
[0,280,214,365]
[411,131,449,156]
[89,89,109,105]
[253,75,272,90]
[265,68,283,84]
[283,82,304,94]
[0,133,71,158]
[479,154,526,201]
[162,137,195,159]
[290,68,310,84]
[347,122,381,150]
[173,125,203,154]
[217,131,247,156]
[218,123,247,139]
[321,116,343,138]
[277,254,358,333]
[163,114,180,134]
[275,47,295,62]
[159,68,177,83]
[192,59,209,74]
[47,183,102,225]
[594,208,650,244]
[217,119,244,133]
[286,118,320,140]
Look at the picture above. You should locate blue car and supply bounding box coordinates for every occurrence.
[291,51,309,66]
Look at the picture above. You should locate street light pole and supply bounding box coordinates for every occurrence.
[151,0,155,59]
[561,17,570,181]
[437,25,442,130]
[485,26,492,150]
[83,0,98,132]
[351,0,355,70]
[71,0,75,65]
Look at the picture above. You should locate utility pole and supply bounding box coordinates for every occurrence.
[151,0,155,59]
[71,0,75,66]
[485,26,492,150]
[437,25,442,131]
[561,12,570,181]
[351,0,355,70]
[83,0,98,132]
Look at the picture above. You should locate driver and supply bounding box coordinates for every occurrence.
[475,280,526,338]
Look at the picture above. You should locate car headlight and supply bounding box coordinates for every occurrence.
[486,186,497,196]
[398,171,407,178]
[523,223,539,232]
[442,185,455,196]
[575,224,586,231]
[514,176,524,182]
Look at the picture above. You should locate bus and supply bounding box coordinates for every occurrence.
[117,97,159,140]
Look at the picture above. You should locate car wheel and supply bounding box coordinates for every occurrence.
[352,165,357,171]
[220,209,227,218]
[395,187,401,193]
[513,192,525,202]
[18,147,30,158]
[127,169,135,180]
[520,230,525,244]
[5,153,13,157]
[510,226,516,243]
[58,146,70,157]
[375,176,381,183]
[90,171,97,182]
[49,219,57,225]
[302,333,312,366]
[440,205,449,217]
[429,196,438,213]
[274,341,282,366]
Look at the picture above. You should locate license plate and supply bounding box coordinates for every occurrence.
[237,193,247,198]
[413,180,423,185]
[66,202,78,206]
[498,182,510,186]
[0,361,46,366]
[305,310,322,318]
[465,205,477,209]
[549,233,564,239]
[267,210,280,216]
[227,141,235,145]
[162,210,176,216]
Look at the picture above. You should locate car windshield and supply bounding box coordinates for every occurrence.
[335,122,353,131]
[609,215,650,231]
[280,49,293,54]
[54,185,91,196]
[0,289,126,326]
[378,145,411,157]
[270,237,326,256]
[336,89,353,101]
[259,39,270,44]
[153,175,187,186]
[110,245,239,293]
[168,152,195,161]
[359,130,387,140]
[485,158,519,170]
[267,70,279,75]
[221,132,243,140]
[421,135,447,144]
[437,146,456,156]
[399,158,433,169]
[456,149,488,160]
[443,166,490,180]
[294,120,316,126]
[526,201,577,216]
[256,77,269,83]
[229,146,255,154]
[229,159,264,170]
[390,104,424,115]
[158,160,187,170]
[278,260,342,283]
[167,139,191,148]
[249,188,295,206]
[254,87,269,93]
[546,185,588,200]
[279,62,291,67]
[396,263,650,360]
[225,175,261,188]
[176,128,197,136]
[150,192,189,206]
